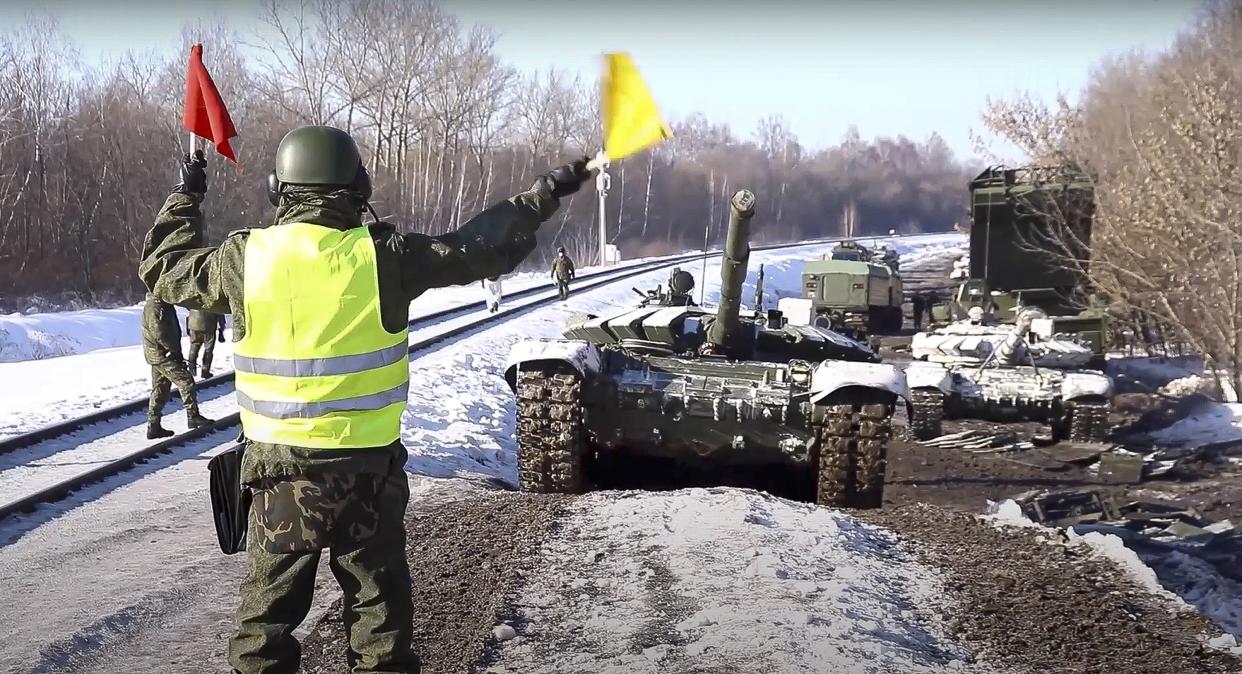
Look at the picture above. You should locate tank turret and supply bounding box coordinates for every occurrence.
[704,189,756,352]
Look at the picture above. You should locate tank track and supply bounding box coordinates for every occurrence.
[1068,400,1110,443]
[908,389,945,440]
[515,366,586,494]
[815,397,894,509]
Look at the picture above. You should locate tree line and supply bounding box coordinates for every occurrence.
[0,0,969,311]
[981,0,1242,397]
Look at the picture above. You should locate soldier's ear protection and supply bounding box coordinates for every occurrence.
[266,163,373,207]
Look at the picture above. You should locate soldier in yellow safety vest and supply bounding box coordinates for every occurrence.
[139,126,591,674]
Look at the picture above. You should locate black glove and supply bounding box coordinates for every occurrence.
[174,149,208,195]
[535,156,591,199]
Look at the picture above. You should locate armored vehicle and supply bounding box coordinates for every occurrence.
[506,190,909,508]
[952,165,1106,358]
[905,307,1112,442]
[799,239,904,338]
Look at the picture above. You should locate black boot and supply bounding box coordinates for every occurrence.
[187,411,214,429]
[147,419,174,440]
[200,368,212,378]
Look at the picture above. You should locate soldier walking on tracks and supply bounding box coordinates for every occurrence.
[551,246,575,300]
[140,126,590,674]
[186,308,226,378]
[143,295,213,439]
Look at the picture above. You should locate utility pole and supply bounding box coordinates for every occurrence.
[596,159,612,266]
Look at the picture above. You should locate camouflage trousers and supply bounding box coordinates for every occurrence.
[556,279,570,300]
[186,330,216,373]
[228,461,418,674]
[148,358,200,421]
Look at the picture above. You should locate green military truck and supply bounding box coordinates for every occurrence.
[936,165,1107,361]
[799,239,904,337]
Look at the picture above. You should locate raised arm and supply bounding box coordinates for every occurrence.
[137,152,240,315]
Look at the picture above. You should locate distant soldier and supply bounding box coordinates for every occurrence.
[186,308,226,378]
[482,275,503,313]
[143,295,213,439]
[551,246,576,300]
[911,292,926,330]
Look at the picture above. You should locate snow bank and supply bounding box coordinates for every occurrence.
[488,488,992,674]
[1151,401,1242,448]
[0,305,153,363]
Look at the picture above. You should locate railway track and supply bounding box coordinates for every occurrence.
[0,241,826,520]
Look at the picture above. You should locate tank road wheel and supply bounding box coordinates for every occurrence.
[1067,400,1110,443]
[515,365,587,494]
[908,388,945,440]
[814,392,896,509]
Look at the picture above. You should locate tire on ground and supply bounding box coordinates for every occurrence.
[515,364,587,494]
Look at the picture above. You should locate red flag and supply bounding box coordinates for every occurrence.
[183,44,238,164]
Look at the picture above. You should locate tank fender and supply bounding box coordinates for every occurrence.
[505,339,604,391]
[1061,371,1113,401]
[809,360,910,404]
[905,361,954,394]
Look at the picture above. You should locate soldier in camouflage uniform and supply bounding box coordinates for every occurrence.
[551,246,575,300]
[143,294,213,439]
[140,128,590,674]
[186,308,226,378]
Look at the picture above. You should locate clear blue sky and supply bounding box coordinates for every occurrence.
[0,0,1200,160]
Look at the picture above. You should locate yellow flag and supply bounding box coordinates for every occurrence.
[601,52,672,160]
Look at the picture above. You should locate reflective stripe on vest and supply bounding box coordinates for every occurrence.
[235,222,409,449]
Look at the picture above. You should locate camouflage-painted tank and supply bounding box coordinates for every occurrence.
[905,307,1112,442]
[505,189,909,508]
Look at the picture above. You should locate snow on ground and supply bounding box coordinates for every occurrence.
[1150,401,1242,448]
[487,489,994,674]
[0,305,156,362]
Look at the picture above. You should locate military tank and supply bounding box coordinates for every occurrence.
[905,307,1112,442]
[505,189,909,508]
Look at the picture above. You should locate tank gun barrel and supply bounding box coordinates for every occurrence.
[706,189,756,348]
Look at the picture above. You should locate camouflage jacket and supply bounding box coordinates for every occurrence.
[139,185,559,482]
[142,296,184,365]
[186,308,225,333]
[551,255,576,280]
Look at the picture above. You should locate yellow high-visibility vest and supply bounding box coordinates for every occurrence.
[234,223,409,448]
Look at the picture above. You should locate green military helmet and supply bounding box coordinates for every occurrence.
[668,268,695,295]
[267,125,371,205]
